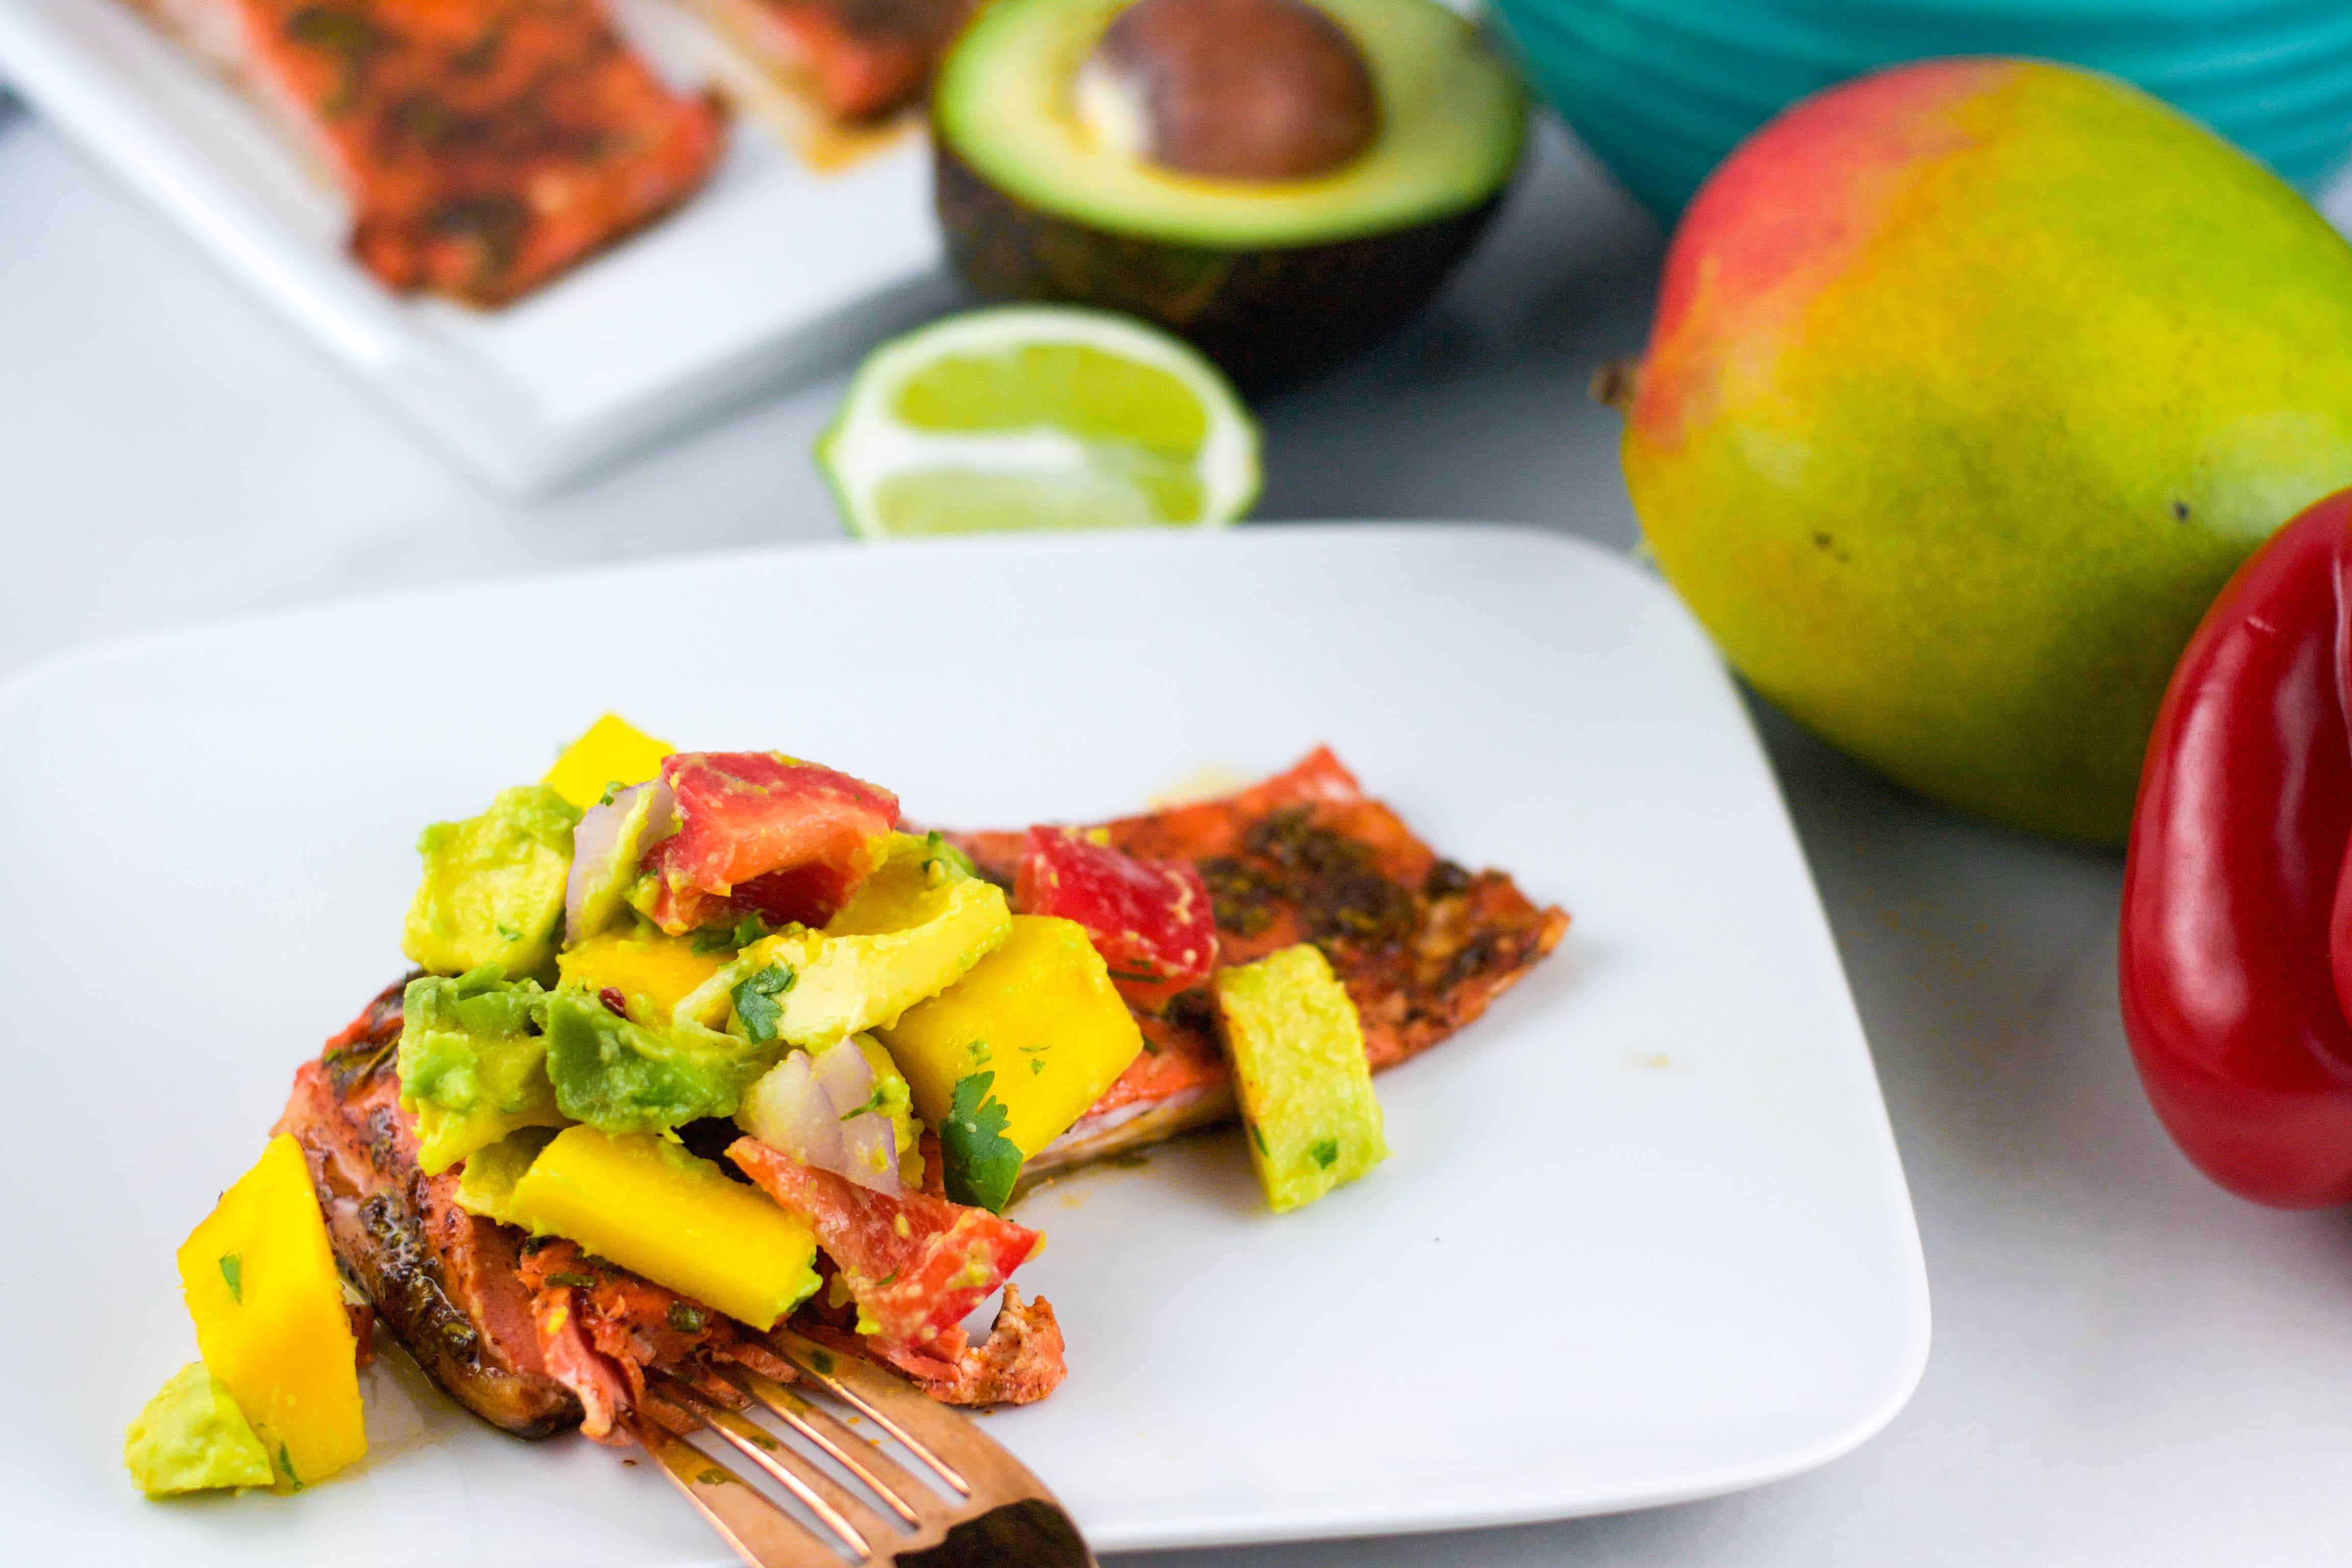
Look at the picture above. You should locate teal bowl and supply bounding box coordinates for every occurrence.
[1486,0,2352,216]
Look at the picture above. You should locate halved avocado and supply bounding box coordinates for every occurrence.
[933,0,1527,390]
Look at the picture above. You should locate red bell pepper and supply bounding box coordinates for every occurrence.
[2120,486,2352,1207]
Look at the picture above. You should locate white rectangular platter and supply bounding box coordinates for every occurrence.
[0,525,1928,1560]
[0,0,946,495]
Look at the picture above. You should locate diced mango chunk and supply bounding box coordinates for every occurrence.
[124,1362,273,1498]
[1215,944,1389,1212]
[559,930,731,1025]
[507,1126,819,1329]
[543,713,673,811]
[880,915,1146,1207]
[176,1136,365,1491]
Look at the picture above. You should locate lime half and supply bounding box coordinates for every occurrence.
[818,307,1261,539]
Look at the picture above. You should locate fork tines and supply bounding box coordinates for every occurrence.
[628,1326,1095,1568]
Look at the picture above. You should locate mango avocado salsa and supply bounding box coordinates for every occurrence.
[138,717,1563,1499]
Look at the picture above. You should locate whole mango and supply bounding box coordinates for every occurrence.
[1614,58,2352,844]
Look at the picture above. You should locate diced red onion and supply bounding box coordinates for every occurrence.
[739,1051,845,1173]
[836,1110,900,1195]
[810,1037,875,1118]
[564,778,676,944]
[741,1039,900,1194]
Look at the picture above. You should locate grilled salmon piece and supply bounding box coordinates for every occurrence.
[274,979,581,1437]
[129,0,726,304]
[953,748,1571,1178]
[688,0,972,120]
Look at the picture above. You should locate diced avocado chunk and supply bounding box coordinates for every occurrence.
[506,1127,820,1330]
[879,914,1146,1210]
[124,1362,273,1498]
[401,785,580,983]
[396,968,566,1176]
[1215,944,1389,1212]
[542,984,778,1135]
[824,830,978,936]
[452,1125,561,1227]
[682,873,1012,1049]
[542,713,673,812]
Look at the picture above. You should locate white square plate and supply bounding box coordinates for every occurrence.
[0,0,945,495]
[0,525,1927,1561]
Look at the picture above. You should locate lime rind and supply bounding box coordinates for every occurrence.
[819,307,1262,541]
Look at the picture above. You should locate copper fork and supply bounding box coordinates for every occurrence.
[623,1325,1096,1567]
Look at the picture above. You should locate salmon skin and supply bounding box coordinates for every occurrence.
[687,0,972,120]
[949,748,1572,1179]
[274,978,582,1437]
[128,0,727,304]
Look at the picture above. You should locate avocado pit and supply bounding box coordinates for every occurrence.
[931,0,1526,389]
[1072,0,1380,182]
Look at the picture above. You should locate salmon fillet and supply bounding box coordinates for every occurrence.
[950,748,1572,1178]
[280,981,1063,1436]
[274,979,581,1437]
[128,0,727,304]
[686,0,972,119]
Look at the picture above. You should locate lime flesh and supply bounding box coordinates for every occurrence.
[820,308,1259,540]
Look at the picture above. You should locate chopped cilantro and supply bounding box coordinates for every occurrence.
[940,1071,1022,1212]
[876,1270,898,1288]
[667,1301,707,1334]
[217,1254,242,1304]
[837,1085,890,1122]
[694,914,771,955]
[1107,964,1162,983]
[1250,1122,1269,1159]
[919,830,977,884]
[495,923,523,943]
[731,963,796,1042]
[547,1271,599,1288]
[1309,1137,1340,1170]
[697,1468,733,1486]
[276,1442,303,1491]
[808,1349,835,1376]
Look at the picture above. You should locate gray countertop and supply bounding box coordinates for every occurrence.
[7,101,2352,1566]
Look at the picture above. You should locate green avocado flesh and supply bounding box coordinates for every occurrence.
[397,968,565,1175]
[400,785,579,984]
[124,1363,273,1498]
[934,0,1523,249]
[542,984,778,1135]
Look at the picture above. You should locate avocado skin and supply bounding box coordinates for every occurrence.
[936,140,1504,393]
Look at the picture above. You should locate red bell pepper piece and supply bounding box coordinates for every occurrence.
[2120,487,2352,1207]
[1014,825,1218,991]
[727,1137,1042,1350]
[640,751,898,934]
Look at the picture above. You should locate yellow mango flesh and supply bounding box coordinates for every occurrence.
[506,1126,819,1329]
[558,931,730,1024]
[176,1136,364,1492]
[543,714,673,811]
[1216,943,1389,1212]
[880,914,1145,1159]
